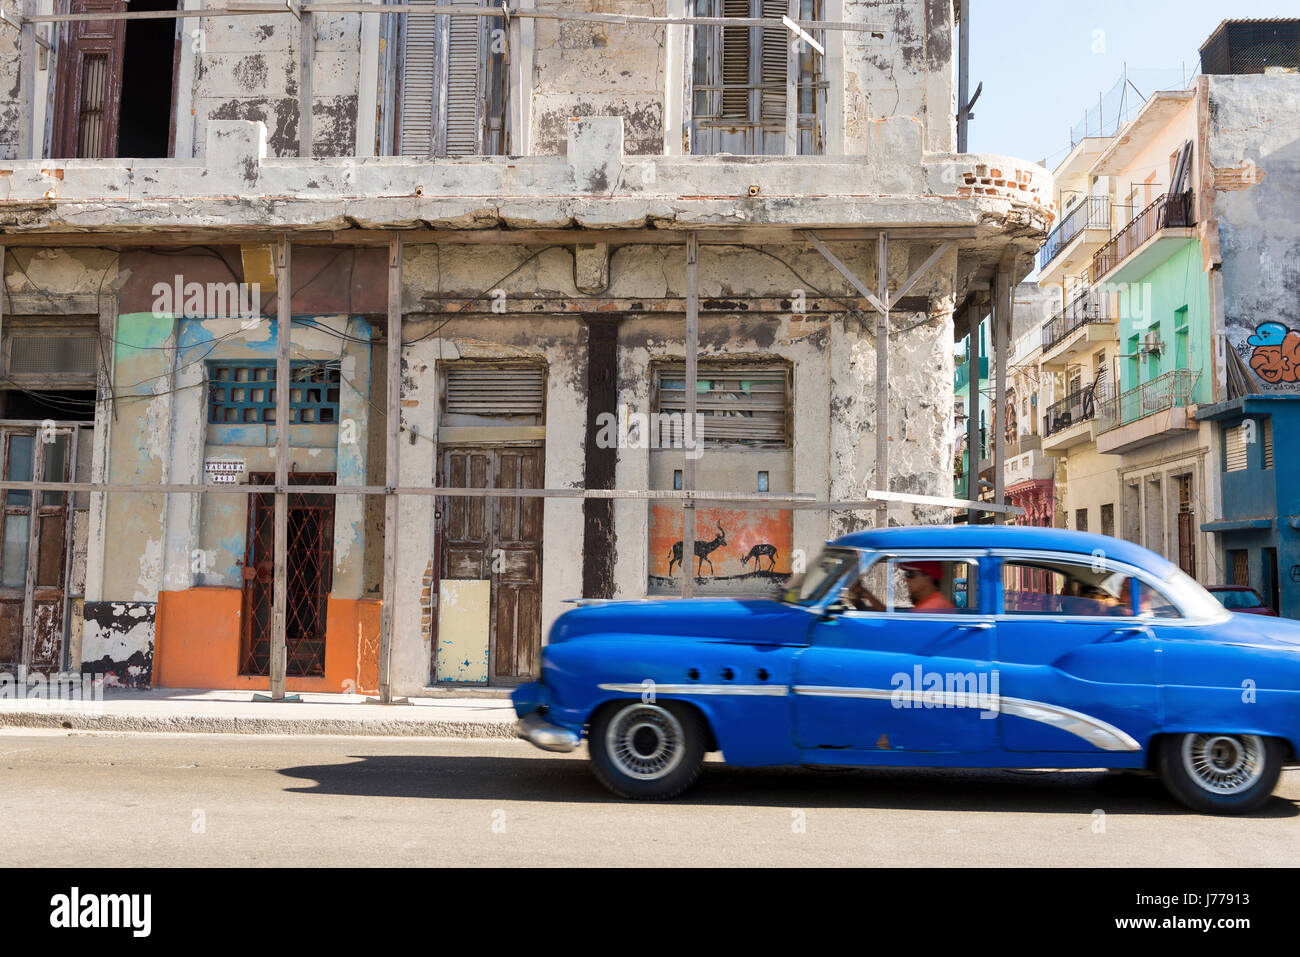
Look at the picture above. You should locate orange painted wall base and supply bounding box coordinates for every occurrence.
[154,588,381,694]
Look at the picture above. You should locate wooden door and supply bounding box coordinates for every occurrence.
[438,446,543,681]
[0,426,73,673]
[52,0,127,159]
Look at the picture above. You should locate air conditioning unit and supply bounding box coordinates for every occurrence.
[1141,330,1164,355]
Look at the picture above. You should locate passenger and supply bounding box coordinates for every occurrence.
[845,561,956,612]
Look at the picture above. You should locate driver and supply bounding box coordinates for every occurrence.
[845,561,956,613]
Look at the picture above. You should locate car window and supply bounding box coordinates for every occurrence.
[788,547,859,606]
[1215,589,1263,610]
[839,556,978,614]
[1133,579,1182,619]
[1001,559,1133,617]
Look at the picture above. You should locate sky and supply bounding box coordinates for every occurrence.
[967,1,1299,169]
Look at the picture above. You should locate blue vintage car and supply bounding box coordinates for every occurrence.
[511,526,1300,813]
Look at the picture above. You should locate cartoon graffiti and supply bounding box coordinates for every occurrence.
[1247,322,1300,384]
[741,543,779,572]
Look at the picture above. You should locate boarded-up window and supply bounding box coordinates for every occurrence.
[653,363,790,447]
[691,0,826,155]
[443,365,545,418]
[397,0,508,156]
[1224,422,1248,472]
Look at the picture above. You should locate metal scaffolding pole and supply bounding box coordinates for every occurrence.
[993,264,1012,525]
[378,235,402,702]
[682,231,698,599]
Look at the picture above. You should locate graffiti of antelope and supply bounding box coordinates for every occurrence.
[741,543,779,572]
[668,521,727,577]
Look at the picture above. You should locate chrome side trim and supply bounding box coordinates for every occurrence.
[516,713,581,753]
[790,685,1141,752]
[598,682,789,697]
[996,696,1141,752]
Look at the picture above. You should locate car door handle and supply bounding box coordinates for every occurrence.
[1102,624,1154,642]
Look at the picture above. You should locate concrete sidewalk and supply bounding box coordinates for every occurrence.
[0,687,520,738]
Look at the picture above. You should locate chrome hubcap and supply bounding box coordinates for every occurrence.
[1181,733,1265,795]
[605,704,684,781]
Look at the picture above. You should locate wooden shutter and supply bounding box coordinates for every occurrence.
[398,0,439,155]
[1264,418,1274,469]
[656,364,789,446]
[52,0,126,159]
[441,0,483,156]
[1224,423,1248,472]
[720,0,751,119]
[758,0,787,126]
[444,366,545,417]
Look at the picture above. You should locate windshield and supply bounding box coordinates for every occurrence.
[1161,568,1232,620]
[779,547,860,606]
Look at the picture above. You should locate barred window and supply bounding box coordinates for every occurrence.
[653,362,790,447]
[206,361,340,425]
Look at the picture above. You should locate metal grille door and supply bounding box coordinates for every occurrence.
[240,473,335,677]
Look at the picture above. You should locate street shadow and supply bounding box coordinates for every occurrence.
[278,753,1300,818]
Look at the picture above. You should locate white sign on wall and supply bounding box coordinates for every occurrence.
[204,459,246,485]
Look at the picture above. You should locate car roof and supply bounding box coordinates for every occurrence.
[830,525,1180,578]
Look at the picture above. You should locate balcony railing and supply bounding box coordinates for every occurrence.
[1090,190,1194,283]
[1043,388,1096,437]
[1096,369,1198,432]
[1037,196,1110,271]
[1041,286,1113,351]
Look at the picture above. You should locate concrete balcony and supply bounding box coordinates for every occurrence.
[1095,369,1199,454]
[1036,196,1111,286]
[1090,191,1196,286]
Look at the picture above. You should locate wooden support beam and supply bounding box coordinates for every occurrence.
[270,235,291,700]
[966,301,981,524]
[875,231,889,528]
[378,235,401,702]
[800,230,887,314]
[784,0,798,157]
[682,231,698,599]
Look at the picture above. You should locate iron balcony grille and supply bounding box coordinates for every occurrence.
[1090,190,1194,284]
[1041,286,1114,351]
[1037,196,1110,271]
[1096,369,1199,433]
[1043,388,1098,437]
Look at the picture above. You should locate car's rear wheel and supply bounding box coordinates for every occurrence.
[588,700,706,800]
[1157,733,1284,814]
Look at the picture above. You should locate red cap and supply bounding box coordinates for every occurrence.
[900,560,944,583]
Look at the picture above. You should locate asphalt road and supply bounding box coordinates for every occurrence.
[2,729,1297,867]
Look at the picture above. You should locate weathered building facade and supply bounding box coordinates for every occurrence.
[0,0,1050,693]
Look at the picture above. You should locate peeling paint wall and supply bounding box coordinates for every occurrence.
[0,0,24,160]
[80,601,155,688]
[191,6,361,158]
[1205,74,1300,391]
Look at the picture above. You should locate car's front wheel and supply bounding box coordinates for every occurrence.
[588,700,706,799]
[1157,733,1284,814]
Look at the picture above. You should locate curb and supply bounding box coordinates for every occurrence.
[0,711,521,738]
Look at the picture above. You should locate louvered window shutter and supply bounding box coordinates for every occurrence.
[1224,424,1248,472]
[758,0,787,126]
[398,0,439,156]
[720,0,751,119]
[445,367,545,417]
[441,0,483,156]
[1264,418,1274,470]
[656,365,789,446]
